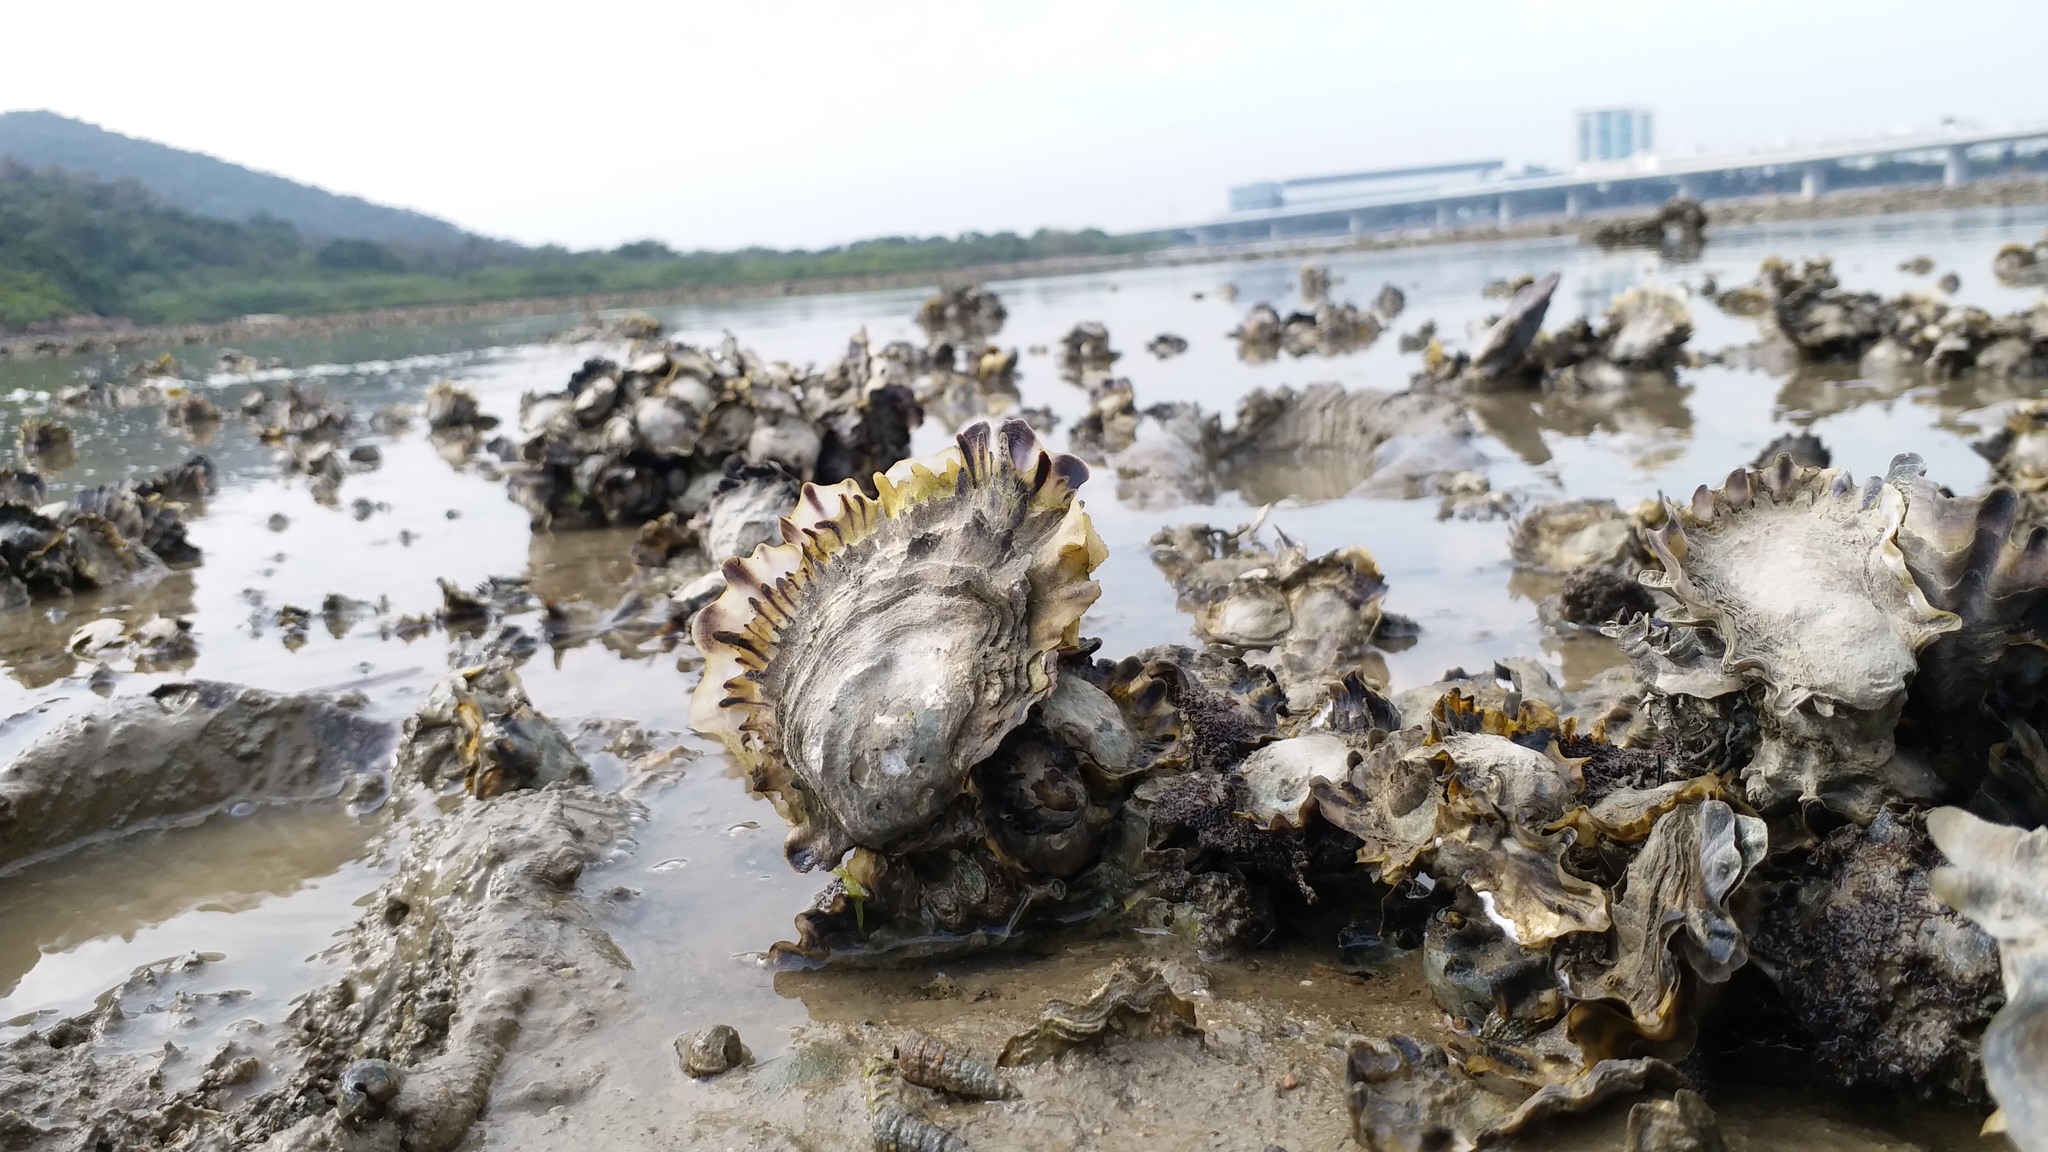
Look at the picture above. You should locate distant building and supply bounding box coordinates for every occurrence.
[1227,160,1503,214]
[1188,114,2048,247]
[1577,107,1654,164]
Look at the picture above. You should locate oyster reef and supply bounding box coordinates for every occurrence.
[3,204,2048,1151]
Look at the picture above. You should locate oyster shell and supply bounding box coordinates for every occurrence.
[914,284,1006,349]
[1344,1034,1685,1152]
[996,961,1204,1066]
[692,419,1105,869]
[1638,455,1958,818]
[1508,498,1643,574]
[677,1025,751,1078]
[1466,272,1559,384]
[1561,799,1765,1041]
[1889,464,2048,809]
[1928,806,2048,1148]
[1149,518,1405,710]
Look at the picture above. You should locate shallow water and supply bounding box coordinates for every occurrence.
[2,204,2045,1147]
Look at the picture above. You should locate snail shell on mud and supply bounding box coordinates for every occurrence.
[865,1056,977,1152]
[893,1030,1018,1100]
[691,419,1105,870]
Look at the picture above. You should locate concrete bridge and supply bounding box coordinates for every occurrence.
[1183,123,2048,246]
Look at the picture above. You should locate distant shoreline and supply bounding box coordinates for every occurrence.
[6,175,2046,363]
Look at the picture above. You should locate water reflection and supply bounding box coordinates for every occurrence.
[1468,374,1694,466]
[0,799,381,1011]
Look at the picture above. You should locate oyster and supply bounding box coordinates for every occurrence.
[1595,285,1693,371]
[1508,498,1643,574]
[1583,197,1708,254]
[1562,799,1765,1044]
[692,419,1105,870]
[1637,455,1957,818]
[1148,518,1406,709]
[1055,321,1118,385]
[700,461,800,563]
[398,630,590,798]
[1145,332,1188,360]
[1973,399,2048,522]
[996,960,1204,1066]
[1299,262,1331,302]
[914,284,1006,349]
[1344,1034,1685,1152]
[1928,806,2048,1148]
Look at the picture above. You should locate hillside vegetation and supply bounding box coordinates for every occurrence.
[0,110,471,246]
[0,160,1166,328]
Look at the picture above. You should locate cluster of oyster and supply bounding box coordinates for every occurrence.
[1148,517,1413,710]
[1715,254,2048,380]
[1414,274,1699,391]
[238,379,389,502]
[1993,230,2048,288]
[1061,369,1484,513]
[505,330,922,529]
[0,454,213,611]
[915,284,1008,351]
[687,429,2048,1138]
[1055,320,1119,388]
[902,288,1025,433]
[1582,195,1708,256]
[1230,286,1405,363]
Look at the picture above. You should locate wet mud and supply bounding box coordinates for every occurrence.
[2,205,2048,1151]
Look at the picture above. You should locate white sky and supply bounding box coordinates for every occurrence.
[4,0,2045,251]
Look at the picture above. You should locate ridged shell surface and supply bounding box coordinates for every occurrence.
[691,419,1105,870]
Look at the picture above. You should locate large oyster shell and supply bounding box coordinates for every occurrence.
[1561,799,1765,1040]
[691,419,1105,869]
[1639,455,1959,817]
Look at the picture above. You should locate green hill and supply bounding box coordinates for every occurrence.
[0,158,1165,328]
[0,110,472,245]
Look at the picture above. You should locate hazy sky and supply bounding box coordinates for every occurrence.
[5,0,2045,251]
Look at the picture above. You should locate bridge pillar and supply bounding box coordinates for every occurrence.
[1436,202,1453,230]
[1497,196,1513,225]
[1944,144,1970,187]
[1347,211,1366,234]
[1269,222,1283,241]
[1564,188,1583,218]
[1674,175,1700,200]
[1800,162,1828,201]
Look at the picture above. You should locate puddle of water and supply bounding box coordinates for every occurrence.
[2,202,2044,1144]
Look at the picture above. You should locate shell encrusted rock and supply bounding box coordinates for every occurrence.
[690,419,1106,870]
